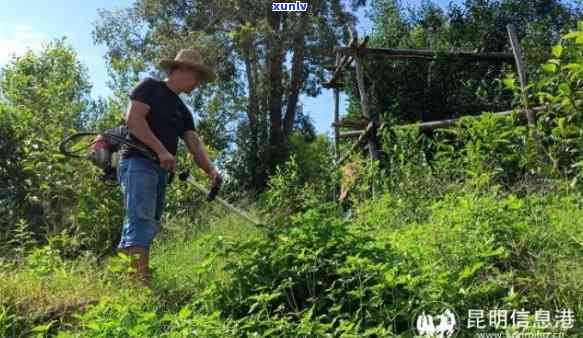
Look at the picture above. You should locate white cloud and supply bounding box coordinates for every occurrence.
[0,23,48,65]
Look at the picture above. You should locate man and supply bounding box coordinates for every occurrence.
[117,49,221,286]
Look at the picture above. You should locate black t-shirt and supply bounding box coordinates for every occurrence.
[121,78,195,160]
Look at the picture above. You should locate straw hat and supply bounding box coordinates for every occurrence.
[159,49,217,83]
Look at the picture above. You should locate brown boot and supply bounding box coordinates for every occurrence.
[121,246,152,288]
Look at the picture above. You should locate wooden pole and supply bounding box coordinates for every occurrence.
[350,35,378,158]
[324,33,358,88]
[350,26,379,197]
[396,106,547,131]
[339,130,364,139]
[334,52,341,162]
[338,106,547,166]
[335,47,515,62]
[332,117,369,129]
[336,121,376,166]
[507,24,534,125]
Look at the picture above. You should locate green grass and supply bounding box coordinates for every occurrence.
[0,200,263,336]
[1,183,582,336]
[367,188,583,335]
[151,207,263,310]
[0,251,140,336]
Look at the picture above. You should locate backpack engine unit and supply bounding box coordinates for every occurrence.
[88,125,126,182]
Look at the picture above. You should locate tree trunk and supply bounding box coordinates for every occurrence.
[243,43,261,189]
[266,11,285,171]
[283,26,306,138]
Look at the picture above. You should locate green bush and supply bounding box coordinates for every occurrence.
[359,187,582,336]
[530,22,583,182]
[0,40,128,256]
[200,203,412,335]
[71,294,163,337]
[260,155,337,228]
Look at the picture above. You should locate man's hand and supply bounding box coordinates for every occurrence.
[210,169,222,187]
[158,150,176,173]
[207,169,222,201]
[184,130,220,181]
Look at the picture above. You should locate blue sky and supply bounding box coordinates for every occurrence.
[0,0,454,136]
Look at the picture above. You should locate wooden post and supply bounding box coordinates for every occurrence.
[507,24,534,125]
[350,27,379,197]
[345,23,380,198]
[334,52,341,162]
[333,52,342,203]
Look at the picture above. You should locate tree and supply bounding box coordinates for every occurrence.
[93,0,365,193]
[0,39,124,255]
[1,38,91,136]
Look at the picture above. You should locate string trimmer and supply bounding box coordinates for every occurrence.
[58,125,262,226]
[176,172,262,226]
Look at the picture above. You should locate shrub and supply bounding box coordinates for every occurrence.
[201,203,414,335]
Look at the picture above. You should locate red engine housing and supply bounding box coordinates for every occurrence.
[89,135,112,170]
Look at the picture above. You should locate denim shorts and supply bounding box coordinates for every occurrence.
[117,156,168,249]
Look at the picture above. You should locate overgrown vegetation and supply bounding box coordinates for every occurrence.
[1,1,583,337]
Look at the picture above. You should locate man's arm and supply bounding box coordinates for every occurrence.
[126,100,176,172]
[183,130,218,177]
